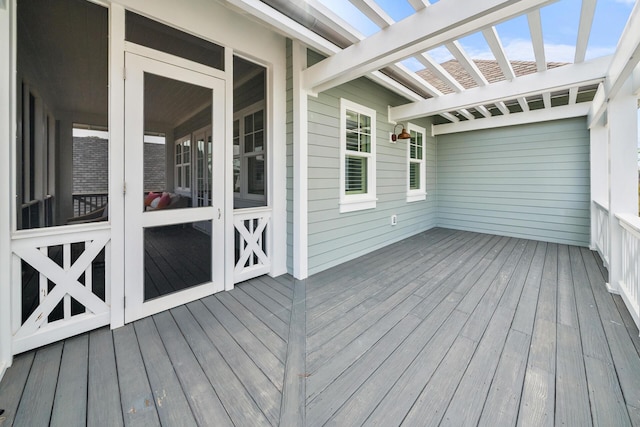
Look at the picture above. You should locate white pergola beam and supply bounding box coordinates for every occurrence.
[433,103,590,135]
[575,0,597,63]
[476,105,492,118]
[408,0,430,11]
[303,0,559,93]
[306,0,364,43]
[349,0,394,28]
[568,86,578,104]
[495,101,511,115]
[542,92,552,109]
[527,10,547,72]
[589,1,640,127]
[446,41,489,86]
[482,27,516,79]
[417,53,465,92]
[391,55,609,121]
[225,0,338,56]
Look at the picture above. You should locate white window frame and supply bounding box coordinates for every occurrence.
[233,102,267,204]
[174,135,191,195]
[406,123,427,202]
[339,98,377,213]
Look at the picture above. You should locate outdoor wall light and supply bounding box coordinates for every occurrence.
[391,124,411,142]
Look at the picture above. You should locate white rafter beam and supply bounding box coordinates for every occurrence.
[391,55,609,121]
[408,0,430,11]
[433,103,591,135]
[575,0,597,63]
[349,0,394,28]
[303,0,560,93]
[445,40,489,86]
[306,0,364,44]
[527,10,547,72]
[482,27,529,111]
[417,53,465,93]
[589,1,640,126]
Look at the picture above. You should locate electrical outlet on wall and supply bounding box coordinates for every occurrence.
[391,214,397,226]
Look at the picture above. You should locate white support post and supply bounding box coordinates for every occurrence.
[109,4,126,328]
[589,122,608,250]
[607,78,638,294]
[292,40,309,280]
[0,0,13,378]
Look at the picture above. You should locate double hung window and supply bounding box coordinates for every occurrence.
[340,99,376,212]
[407,124,427,202]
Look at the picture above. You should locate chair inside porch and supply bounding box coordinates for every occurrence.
[1,228,639,426]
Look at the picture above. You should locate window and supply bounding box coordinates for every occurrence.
[407,124,427,202]
[234,104,266,207]
[175,136,191,193]
[340,99,376,212]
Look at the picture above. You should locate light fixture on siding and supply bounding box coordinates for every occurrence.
[391,124,411,142]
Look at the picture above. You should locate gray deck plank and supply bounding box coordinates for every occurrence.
[112,324,160,426]
[133,317,198,427]
[243,279,292,313]
[518,243,558,427]
[306,283,422,375]
[557,244,579,328]
[12,342,62,427]
[511,242,547,335]
[279,279,307,427]
[0,352,34,426]
[580,247,639,420]
[400,335,477,427]
[584,355,632,426]
[307,231,479,324]
[314,313,424,427]
[231,285,290,341]
[307,290,424,398]
[50,335,89,427]
[478,329,531,427]
[153,311,234,427]
[217,291,287,361]
[252,276,293,305]
[361,309,469,427]
[187,299,282,425]
[555,323,592,426]
[201,295,285,389]
[87,328,123,427]
[170,305,271,427]
[239,281,291,323]
[441,307,513,426]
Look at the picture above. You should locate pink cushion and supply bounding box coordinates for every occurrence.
[144,192,161,206]
[156,192,171,209]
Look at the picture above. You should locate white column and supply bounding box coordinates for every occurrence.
[0,0,13,376]
[109,4,126,328]
[589,122,608,250]
[607,77,639,293]
[292,40,309,280]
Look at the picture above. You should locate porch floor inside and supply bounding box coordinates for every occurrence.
[2,228,640,426]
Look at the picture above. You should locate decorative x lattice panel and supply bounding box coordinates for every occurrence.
[234,210,271,283]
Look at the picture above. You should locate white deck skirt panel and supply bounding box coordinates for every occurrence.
[302,0,558,94]
[390,55,610,122]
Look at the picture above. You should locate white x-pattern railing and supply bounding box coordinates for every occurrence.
[234,207,271,283]
[11,226,111,353]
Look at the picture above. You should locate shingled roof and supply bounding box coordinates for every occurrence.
[417,59,569,94]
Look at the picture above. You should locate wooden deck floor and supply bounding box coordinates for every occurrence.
[2,228,640,426]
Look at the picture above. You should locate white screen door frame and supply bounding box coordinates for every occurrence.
[123,52,226,323]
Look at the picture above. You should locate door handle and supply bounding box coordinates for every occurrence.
[218,208,221,220]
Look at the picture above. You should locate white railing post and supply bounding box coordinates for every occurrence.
[607,78,638,294]
[616,214,640,331]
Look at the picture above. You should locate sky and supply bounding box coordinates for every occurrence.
[317,0,636,68]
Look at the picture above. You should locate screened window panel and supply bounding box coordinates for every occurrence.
[345,156,367,194]
[409,162,420,190]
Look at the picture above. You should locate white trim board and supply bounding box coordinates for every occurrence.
[433,103,591,135]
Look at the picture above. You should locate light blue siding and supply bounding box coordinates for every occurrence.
[436,117,590,246]
[286,40,294,274]
[307,77,437,276]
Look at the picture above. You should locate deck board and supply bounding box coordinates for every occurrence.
[2,228,640,426]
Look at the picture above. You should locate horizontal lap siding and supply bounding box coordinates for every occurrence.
[307,77,436,276]
[286,40,294,274]
[436,118,590,246]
